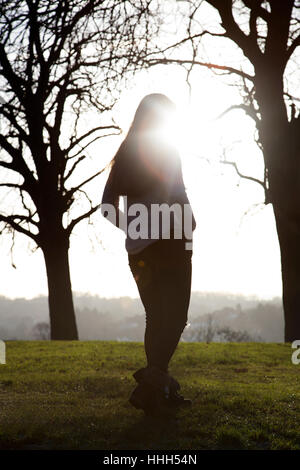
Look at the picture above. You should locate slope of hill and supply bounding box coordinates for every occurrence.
[0,341,298,450]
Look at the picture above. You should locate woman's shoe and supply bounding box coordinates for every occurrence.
[167,390,192,407]
[129,382,172,417]
[133,366,177,391]
[132,366,191,409]
[129,382,157,415]
[129,366,173,416]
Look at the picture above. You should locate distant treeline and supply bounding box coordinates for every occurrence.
[0,292,283,342]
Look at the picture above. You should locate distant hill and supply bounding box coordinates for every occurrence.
[183,302,284,343]
[0,292,283,341]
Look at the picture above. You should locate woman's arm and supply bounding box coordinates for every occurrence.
[101,163,125,231]
[171,155,197,231]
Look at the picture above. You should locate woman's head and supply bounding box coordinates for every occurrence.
[108,93,177,196]
[128,93,176,136]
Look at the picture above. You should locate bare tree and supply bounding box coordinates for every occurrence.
[0,0,157,339]
[32,322,50,340]
[183,317,262,342]
[147,0,300,342]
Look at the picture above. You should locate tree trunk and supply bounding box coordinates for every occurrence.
[42,236,78,340]
[266,136,300,342]
[255,70,300,342]
[273,205,300,342]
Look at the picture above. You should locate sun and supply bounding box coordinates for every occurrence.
[152,103,198,154]
[156,101,215,169]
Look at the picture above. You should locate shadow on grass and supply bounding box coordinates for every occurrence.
[115,408,183,450]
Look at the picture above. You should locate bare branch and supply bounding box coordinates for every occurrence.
[66,204,100,235]
[64,155,86,182]
[286,34,300,62]
[145,30,226,59]
[0,214,39,241]
[217,103,260,125]
[65,125,121,153]
[206,0,263,63]
[0,44,27,105]
[222,159,265,188]
[146,57,254,81]
[67,168,106,195]
[243,0,271,24]
[0,183,23,189]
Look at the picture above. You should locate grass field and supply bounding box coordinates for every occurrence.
[0,341,299,450]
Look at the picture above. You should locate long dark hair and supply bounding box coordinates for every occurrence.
[107,93,176,197]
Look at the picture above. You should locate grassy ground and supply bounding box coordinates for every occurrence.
[0,341,299,450]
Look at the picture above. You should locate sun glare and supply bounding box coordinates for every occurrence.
[153,103,204,156]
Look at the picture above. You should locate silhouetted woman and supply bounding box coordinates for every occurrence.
[101,93,196,416]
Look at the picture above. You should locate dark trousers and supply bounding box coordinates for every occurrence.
[128,238,192,373]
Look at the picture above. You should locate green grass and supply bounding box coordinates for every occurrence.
[0,341,300,450]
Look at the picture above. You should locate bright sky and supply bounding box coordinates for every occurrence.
[2,0,291,302]
[0,61,283,301]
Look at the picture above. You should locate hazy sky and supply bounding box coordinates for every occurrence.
[0,2,287,301]
[0,63,283,300]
